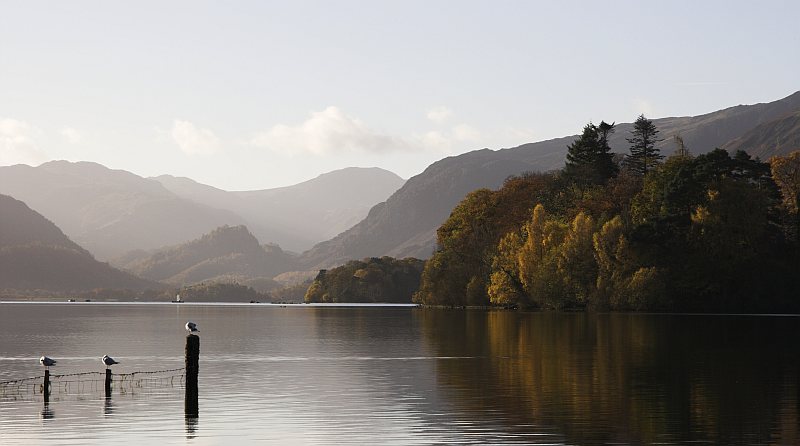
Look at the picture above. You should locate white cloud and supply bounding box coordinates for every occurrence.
[60,126,82,144]
[426,106,453,124]
[410,123,484,154]
[0,118,48,166]
[251,106,406,155]
[250,106,524,157]
[171,120,220,156]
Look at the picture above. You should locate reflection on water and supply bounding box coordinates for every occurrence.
[185,415,198,439]
[419,311,800,445]
[102,396,114,417]
[0,303,797,445]
[39,401,54,421]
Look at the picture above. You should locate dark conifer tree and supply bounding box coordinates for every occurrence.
[595,120,619,179]
[565,121,618,184]
[624,114,662,175]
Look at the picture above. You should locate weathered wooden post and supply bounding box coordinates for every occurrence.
[185,333,199,417]
[43,369,50,402]
[105,369,112,397]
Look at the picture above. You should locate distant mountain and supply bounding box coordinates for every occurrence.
[0,161,245,260]
[299,149,544,267]
[300,91,800,268]
[154,167,405,252]
[721,111,800,159]
[117,225,298,291]
[0,194,155,292]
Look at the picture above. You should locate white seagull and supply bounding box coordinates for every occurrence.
[101,355,119,368]
[185,321,198,333]
[39,356,56,370]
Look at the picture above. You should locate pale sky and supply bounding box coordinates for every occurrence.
[1,1,798,190]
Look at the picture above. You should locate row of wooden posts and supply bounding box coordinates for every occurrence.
[41,334,200,417]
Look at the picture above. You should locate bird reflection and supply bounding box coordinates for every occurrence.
[103,396,115,417]
[40,401,54,421]
[185,415,198,439]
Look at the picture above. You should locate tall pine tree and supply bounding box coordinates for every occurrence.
[564,121,618,184]
[624,114,662,175]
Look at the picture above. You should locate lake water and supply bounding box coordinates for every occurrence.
[0,303,797,445]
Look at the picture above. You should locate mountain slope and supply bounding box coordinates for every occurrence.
[300,91,800,268]
[0,161,247,260]
[0,194,155,292]
[119,225,298,290]
[720,111,800,158]
[154,167,405,252]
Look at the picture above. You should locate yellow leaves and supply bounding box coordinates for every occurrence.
[691,205,710,225]
[557,212,596,304]
[770,150,800,213]
[487,271,518,305]
[593,217,628,308]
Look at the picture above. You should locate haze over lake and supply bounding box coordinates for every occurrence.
[1,303,797,445]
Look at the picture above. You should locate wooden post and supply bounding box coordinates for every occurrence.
[105,369,112,397]
[185,334,199,417]
[43,369,50,402]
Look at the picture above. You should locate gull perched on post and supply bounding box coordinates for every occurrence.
[101,355,119,369]
[185,321,198,333]
[39,356,56,370]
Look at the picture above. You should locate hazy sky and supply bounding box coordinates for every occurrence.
[1,1,798,190]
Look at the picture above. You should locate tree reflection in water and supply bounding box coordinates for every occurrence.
[418,310,799,445]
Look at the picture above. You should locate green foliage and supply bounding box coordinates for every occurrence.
[305,257,425,303]
[564,121,619,185]
[624,114,663,175]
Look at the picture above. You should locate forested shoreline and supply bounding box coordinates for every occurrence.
[413,117,800,312]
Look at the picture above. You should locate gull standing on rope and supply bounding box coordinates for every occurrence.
[185,321,198,333]
[101,355,119,369]
[39,356,56,370]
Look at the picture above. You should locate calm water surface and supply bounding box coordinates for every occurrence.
[0,303,797,445]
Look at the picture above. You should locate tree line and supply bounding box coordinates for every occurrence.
[305,257,425,303]
[414,116,800,312]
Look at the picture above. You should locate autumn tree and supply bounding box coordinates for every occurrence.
[770,151,800,243]
[770,150,800,213]
[487,231,524,306]
[557,212,596,306]
[673,134,690,158]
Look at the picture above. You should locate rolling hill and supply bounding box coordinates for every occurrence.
[0,194,156,293]
[117,225,298,291]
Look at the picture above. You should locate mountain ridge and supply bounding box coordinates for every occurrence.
[154,166,405,252]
